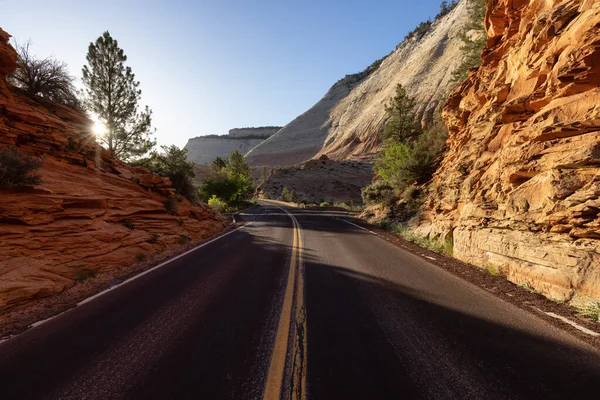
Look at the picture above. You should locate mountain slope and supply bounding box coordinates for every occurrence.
[246,0,473,167]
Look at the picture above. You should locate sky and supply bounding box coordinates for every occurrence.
[4,0,446,148]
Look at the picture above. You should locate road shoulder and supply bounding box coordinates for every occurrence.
[339,216,600,349]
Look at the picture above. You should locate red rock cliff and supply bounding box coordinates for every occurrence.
[0,29,227,311]
[418,0,600,303]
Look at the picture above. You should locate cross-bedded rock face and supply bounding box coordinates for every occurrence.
[417,0,600,303]
[0,29,227,311]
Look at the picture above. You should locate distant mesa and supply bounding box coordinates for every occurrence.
[184,127,281,166]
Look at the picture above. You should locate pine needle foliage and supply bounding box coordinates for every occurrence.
[82,31,155,161]
[381,84,420,143]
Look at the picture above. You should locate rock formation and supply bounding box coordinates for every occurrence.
[416,0,600,304]
[0,29,227,311]
[184,127,280,166]
[246,0,474,167]
[258,158,373,204]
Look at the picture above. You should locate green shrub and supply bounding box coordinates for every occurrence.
[148,234,159,244]
[122,219,134,230]
[76,268,97,282]
[0,147,42,187]
[451,0,487,85]
[280,187,299,203]
[131,145,198,202]
[164,197,177,215]
[320,201,330,207]
[208,195,228,213]
[396,226,453,256]
[135,252,147,262]
[402,185,418,202]
[202,171,254,208]
[379,219,392,230]
[333,202,349,210]
[263,192,272,200]
[374,142,412,183]
[575,300,600,323]
[375,123,447,193]
[361,180,395,205]
[486,264,502,276]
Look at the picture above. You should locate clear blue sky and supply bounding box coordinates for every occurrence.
[4,0,446,148]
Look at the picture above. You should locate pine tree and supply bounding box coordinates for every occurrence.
[381,84,419,143]
[211,156,227,173]
[82,31,155,160]
[440,1,450,16]
[227,150,252,179]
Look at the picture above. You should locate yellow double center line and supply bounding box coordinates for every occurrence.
[264,207,307,400]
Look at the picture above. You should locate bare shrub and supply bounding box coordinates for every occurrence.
[8,41,83,110]
[0,147,42,187]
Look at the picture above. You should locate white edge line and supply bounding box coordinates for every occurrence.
[340,218,378,235]
[335,219,600,339]
[77,223,251,306]
[532,307,600,337]
[9,223,253,334]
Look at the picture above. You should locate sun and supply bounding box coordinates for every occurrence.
[92,116,107,136]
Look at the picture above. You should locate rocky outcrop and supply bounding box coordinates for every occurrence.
[246,0,474,167]
[0,28,227,311]
[416,0,600,303]
[258,158,373,204]
[184,127,280,166]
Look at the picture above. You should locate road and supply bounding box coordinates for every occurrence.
[1,202,600,399]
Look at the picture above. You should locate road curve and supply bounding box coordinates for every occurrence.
[0,202,599,399]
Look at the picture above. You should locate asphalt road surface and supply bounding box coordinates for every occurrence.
[1,202,600,399]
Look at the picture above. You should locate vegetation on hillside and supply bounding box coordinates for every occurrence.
[337,0,462,92]
[202,150,255,211]
[132,145,197,202]
[404,0,459,41]
[280,187,299,203]
[362,84,447,213]
[451,0,487,84]
[381,84,420,142]
[8,41,82,110]
[82,31,155,161]
[362,0,487,217]
[0,147,43,187]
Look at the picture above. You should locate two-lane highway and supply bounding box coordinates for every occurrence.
[1,202,600,399]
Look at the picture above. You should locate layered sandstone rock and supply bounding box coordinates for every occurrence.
[184,127,280,166]
[246,0,474,167]
[0,29,227,311]
[416,0,600,303]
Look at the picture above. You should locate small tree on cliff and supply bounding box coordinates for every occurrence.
[82,31,155,161]
[381,84,420,143]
